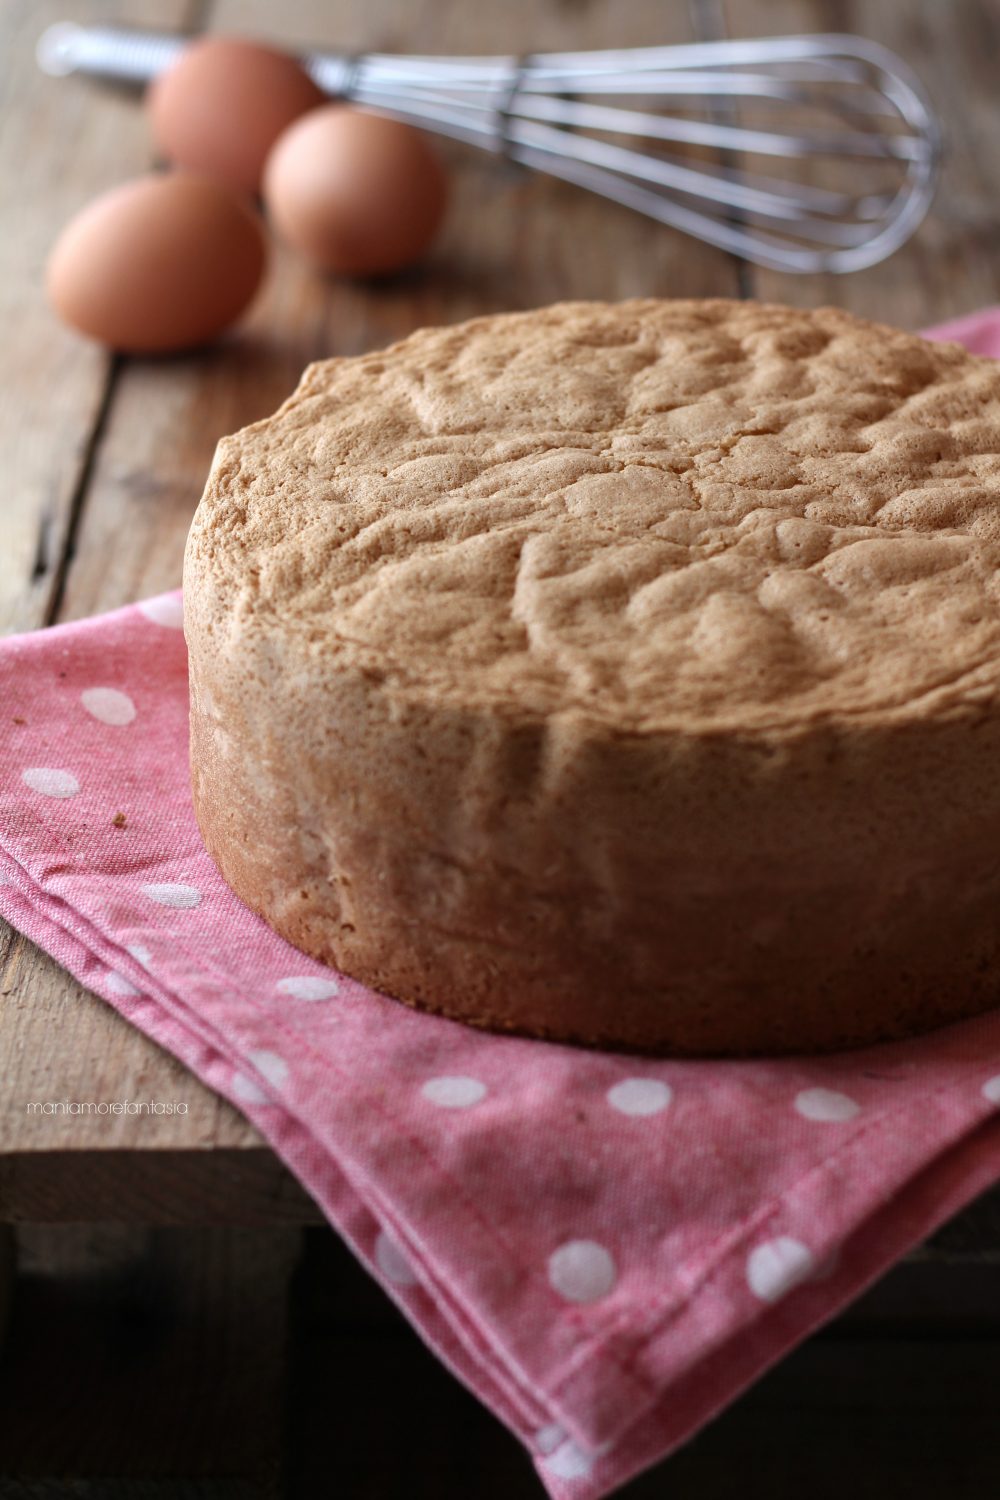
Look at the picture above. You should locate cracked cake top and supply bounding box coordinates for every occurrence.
[187,298,1000,733]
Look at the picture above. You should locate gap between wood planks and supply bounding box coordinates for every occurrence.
[41,356,121,625]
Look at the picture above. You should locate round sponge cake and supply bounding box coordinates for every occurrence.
[183,298,1000,1054]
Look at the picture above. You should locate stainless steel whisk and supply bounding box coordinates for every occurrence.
[37,22,941,275]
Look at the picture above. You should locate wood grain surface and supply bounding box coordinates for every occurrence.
[1,0,999,1252]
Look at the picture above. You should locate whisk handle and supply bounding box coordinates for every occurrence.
[36,21,360,94]
[36,22,187,83]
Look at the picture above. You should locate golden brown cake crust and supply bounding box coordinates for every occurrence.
[184,299,1000,1055]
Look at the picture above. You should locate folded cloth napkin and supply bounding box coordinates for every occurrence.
[3,309,1000,1498]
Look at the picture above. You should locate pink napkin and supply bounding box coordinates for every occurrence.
[3,309,1000,1498]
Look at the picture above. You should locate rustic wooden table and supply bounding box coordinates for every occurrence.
[2,0,1000,1494]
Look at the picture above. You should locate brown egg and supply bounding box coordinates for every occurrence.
[46,172,267,354]
[263,106,448,277]
[148,35,324,193]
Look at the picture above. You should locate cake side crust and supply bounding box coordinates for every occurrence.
[184,298,1000,1056]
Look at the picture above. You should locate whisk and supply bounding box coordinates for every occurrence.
[36,23,941,275]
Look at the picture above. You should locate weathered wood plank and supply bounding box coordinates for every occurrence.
[0,927,251,1154]
[0,857,325,1221]
[0,0,195,638]
[0,0,298,1197]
